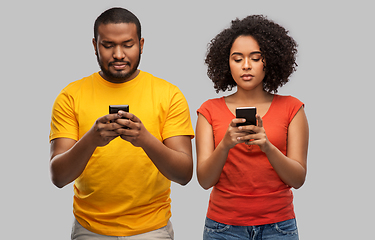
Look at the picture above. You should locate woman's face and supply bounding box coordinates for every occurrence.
[229,35,266,92]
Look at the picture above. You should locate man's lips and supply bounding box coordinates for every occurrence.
[110,62,130,70]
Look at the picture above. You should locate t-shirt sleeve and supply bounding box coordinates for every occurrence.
[49,89,79,142]
[197,100,213,125]
[287,96,305,123]
[162,87,194,140]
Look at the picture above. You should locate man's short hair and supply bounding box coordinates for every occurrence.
[94,7,142,42]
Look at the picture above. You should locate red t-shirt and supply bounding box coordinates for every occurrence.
[197,95,304,226]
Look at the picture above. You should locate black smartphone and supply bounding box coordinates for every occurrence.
[236,107,257,126]
[109,105,129,118]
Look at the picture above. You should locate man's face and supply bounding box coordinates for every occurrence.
[93,23,144,83]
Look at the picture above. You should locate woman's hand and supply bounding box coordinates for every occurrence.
[221,118,251,150]
[237,114,272,153]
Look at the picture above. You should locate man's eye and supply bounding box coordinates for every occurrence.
[102,44,113,49]
[124,44,134,48]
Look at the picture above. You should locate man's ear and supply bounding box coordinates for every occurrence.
[139,38,144,54]
[92,38,98,55]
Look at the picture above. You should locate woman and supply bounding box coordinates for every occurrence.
[196,15,309,240]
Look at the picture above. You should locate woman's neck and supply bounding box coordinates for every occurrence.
[229,88,273,106]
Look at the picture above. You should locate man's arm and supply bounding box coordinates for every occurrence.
[50,137,93,188]
[116,111,193,185]
[50,114,122,188]
[143,134,193,186]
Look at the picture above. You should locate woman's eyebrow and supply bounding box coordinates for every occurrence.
[231,51,262,56]
[250,51,262,55]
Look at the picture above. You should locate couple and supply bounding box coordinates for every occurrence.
[49,7,308,240]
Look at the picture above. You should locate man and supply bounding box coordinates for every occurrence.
[49,7,194,239]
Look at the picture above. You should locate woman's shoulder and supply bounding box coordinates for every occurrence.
[272,94,305,121]
[200,97,225,108]
[274,94,303,106]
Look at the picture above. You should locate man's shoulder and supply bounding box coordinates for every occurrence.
[61,72,98,93]
[140,71,178,91]
[140,71,172,84]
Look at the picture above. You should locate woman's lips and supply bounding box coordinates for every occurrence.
[241,74,253,80]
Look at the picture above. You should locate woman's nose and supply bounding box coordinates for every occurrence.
[242,58,251,70]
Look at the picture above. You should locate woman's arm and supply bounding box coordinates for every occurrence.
[195,113,246,190]
[242,107,309,189]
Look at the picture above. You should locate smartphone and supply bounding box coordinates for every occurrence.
[109,105,129,118]
[236,107,257,126]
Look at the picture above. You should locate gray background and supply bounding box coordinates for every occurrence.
[1,0,374,239]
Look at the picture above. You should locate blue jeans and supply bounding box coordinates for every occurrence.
[203,217,299,240]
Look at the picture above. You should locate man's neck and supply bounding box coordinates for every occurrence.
[99,69,140,84]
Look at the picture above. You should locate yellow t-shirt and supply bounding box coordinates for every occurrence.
[49,71,194,236]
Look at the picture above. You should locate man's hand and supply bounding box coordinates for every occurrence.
[89,113,124,147]
[114,111,151,147]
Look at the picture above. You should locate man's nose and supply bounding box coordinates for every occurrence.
[113,46,125,60]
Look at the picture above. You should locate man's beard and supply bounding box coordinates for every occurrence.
[97,50,141,82]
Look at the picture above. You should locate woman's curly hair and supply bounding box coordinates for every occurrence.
[205,15,298,93]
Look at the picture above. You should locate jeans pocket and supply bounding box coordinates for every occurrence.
[204,218,231,233]
[273,218,298,235]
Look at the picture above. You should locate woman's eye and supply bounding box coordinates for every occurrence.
[234,59,242,63]
[252,58,261,62]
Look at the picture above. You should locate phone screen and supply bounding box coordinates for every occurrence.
[109,105,129,114]
[109,105,129,120]
[236,107,256,126]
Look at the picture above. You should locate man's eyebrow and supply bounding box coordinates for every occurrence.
[101,39,135,44]
[231,51,262,56]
